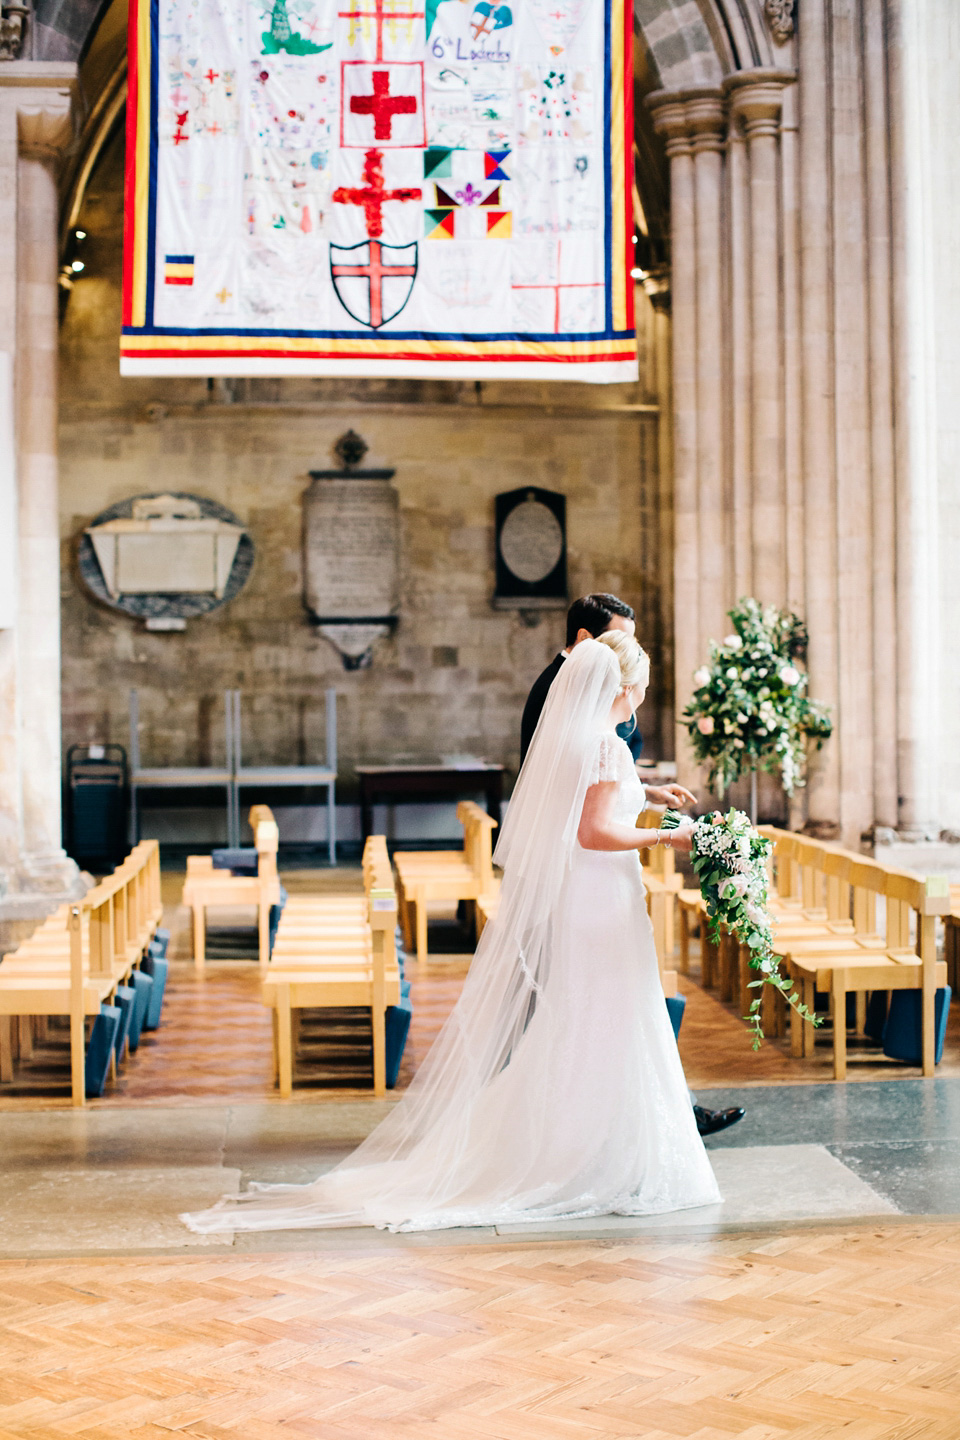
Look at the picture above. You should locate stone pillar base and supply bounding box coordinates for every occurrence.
[0,862,90,955]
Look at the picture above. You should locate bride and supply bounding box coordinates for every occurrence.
[184,632,721,1234]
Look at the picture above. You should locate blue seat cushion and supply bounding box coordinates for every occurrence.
[140,954,168,1030]
[212,847,259,877]
[113,984,135,1061]
[127,970,154,1052]
[268,884,289,957]
[882,985,951,1066]
[151,928,171,956]
[665,993,686,1041]
[86,1006,120,1098]
[385,996,412,1089]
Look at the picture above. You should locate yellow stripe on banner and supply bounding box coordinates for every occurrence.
[131,0,152,328]
[609,0,627,334]
[120,335,641,359]
[164,263,194,278]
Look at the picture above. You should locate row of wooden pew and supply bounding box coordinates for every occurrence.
[394,801,500,962]
[674,827,951,1078]
[262,836,405,1098]
[0,841,167,1105]
[182,804,281,973]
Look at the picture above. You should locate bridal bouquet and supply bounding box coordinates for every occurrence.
[660,807,818,1048]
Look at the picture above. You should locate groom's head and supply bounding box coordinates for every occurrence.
[566,593,636,649]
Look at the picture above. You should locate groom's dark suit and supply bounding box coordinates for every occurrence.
[520,653,566,765]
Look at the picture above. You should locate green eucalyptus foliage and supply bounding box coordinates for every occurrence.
[682,598,832,797]
[660,807,819,1049]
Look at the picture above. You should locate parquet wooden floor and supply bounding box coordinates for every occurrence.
[1,1223,959,1438]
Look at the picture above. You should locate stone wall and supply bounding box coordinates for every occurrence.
[58,128,669,839]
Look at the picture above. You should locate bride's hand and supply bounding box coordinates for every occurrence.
[663,819,695,853]
[648,782,697,809]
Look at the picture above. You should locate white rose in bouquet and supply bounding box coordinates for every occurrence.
[693,667,711,688]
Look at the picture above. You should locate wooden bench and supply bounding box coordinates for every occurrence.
[262,836,402,1098]
[0,841,163,1106]
[181,804,281,973]
[393,801,499,962]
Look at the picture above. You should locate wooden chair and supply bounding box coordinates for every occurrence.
[783,863,949,1077]
[0,841,163,1106]
[262,837,401,1097]
[182,805,281,973]
[393,801,498,962]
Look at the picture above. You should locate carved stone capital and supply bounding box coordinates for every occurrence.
[765,0,795,44]
[0,3,30,62]
[0,64,77,163]
[724,68,795,140]
[17,95,72,161]
[646,87,725,158]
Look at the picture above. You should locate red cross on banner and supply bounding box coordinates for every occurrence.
[338,0,425,62]
[341,61,424,148]
[351,69,416,139]
[330,238,418,328]
[332,148,422,238]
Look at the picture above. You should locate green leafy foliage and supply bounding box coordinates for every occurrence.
[660,807,820,1049]
[682,598,832,797]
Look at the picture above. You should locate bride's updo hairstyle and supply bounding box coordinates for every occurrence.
[596,630,649,692]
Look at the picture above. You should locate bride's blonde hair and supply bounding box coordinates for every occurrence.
[597,630,649,690]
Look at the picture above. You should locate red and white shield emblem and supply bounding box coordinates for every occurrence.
[329,239,418,329]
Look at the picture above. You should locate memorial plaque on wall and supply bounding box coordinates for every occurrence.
[493,487,567,613]
[303,463,400,669]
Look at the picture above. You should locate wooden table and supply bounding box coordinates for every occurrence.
[355,764,503,845]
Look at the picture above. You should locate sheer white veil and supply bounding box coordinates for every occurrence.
[184,638,622,1232]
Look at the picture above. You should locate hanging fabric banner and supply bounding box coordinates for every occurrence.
[121,0,635,380]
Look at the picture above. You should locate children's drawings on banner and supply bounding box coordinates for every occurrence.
[122,0,636,378]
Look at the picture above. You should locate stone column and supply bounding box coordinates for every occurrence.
[16,103,76,890]
[862,0,898,832]
[726,71,794,612]
[0,65,81,947]
[688,94,727,654]
[646,93,701,781]
[797,0,841,836]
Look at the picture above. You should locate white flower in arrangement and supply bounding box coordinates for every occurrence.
[779,665,801,686]
[736,712,749,723]
[733,739,745,748]
[726,667,739,680]
[724,635,743,650]
[697,716,715,735]
[693,667,711,688]
[659,805,819,1049]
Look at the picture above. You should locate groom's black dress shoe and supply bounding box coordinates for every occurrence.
[694,1105,745,1137]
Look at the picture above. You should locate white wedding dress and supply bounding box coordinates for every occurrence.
[184,642,721,1235]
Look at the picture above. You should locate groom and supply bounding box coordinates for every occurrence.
[519,592,746,1140]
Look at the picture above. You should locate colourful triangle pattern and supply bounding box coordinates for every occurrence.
[484,150,510,181]
[486,210,512,238]
[480,186,501,207]
[424,147,454,179]
[434,184,458,207]
[425,208,456,239]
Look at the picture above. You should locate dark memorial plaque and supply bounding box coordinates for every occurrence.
[303,451,400,669]
[493,486,567,612]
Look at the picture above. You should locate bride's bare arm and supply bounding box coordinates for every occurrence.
[577,781,693,852]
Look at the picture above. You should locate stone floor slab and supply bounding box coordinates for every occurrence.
[0,1167,240,1252]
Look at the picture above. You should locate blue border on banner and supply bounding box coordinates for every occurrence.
[134,0,633,347]
[145,0,159,328]
[603,0,612,336]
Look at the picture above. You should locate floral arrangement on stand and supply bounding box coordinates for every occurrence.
[661,807,818,1047]
[683,598,832,799]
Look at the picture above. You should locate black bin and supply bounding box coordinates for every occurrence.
[66,744,128,869]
